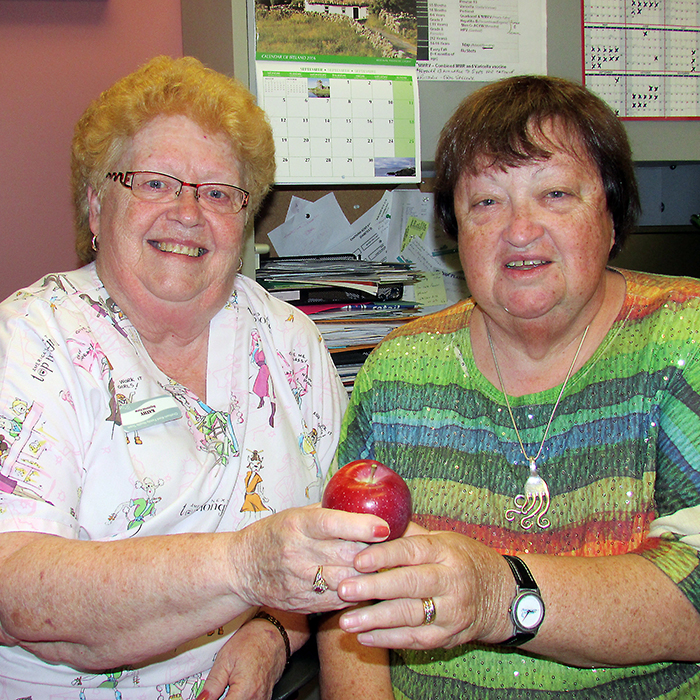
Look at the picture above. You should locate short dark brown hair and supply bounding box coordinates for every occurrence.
[434,75,640,258]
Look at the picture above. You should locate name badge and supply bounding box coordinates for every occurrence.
[120,395,182,433]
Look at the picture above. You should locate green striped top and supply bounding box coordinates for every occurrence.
[337,269,700,699]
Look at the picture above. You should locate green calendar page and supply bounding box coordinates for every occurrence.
[256,63,420,184]
[253,1,420,184]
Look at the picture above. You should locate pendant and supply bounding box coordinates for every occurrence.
[505,459,551,530]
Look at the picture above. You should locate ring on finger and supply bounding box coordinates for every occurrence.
[312,566,329,594]
[421,597,436,625]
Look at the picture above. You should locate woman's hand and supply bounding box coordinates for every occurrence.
[197,614,293,700]
[334,525,512,650]
[235,504,391,615]
[0,507,389,671]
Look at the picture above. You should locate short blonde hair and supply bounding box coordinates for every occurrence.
[71,55,275,263]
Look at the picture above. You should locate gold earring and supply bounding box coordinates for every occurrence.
[91,234,99,252]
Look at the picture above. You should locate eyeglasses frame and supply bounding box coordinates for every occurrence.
[105,171,250,213]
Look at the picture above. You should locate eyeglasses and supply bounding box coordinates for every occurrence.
[106,171,249,215]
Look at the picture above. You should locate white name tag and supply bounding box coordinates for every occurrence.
[120,395,182,433]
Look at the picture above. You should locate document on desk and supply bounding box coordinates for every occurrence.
[416,0,547,81]
[392,190,468,304]
[268,193,353,257]
[267,189,468,304]
[323,192,392,262]
[269,191,390,261]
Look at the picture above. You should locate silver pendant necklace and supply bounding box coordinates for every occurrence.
[485,322,590,530]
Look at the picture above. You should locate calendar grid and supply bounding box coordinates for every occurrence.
[257,64,420,184]
[584,0,700,118]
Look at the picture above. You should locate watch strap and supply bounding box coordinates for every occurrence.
[503,554,537,589]
[501,555,544,647]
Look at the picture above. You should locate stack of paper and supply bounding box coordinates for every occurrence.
[259,189,469,393]
[257,255,422,394]
[258,255,421,306]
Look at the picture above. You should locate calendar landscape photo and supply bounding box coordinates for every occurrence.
[255,0,417,64]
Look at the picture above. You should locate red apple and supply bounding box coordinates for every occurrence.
[322,459,412,540]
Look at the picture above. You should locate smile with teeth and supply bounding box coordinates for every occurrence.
[505,259,548,269]
[150,241,207,257]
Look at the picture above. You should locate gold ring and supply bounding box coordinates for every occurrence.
[421,597,436,625]
[312,566,329,594]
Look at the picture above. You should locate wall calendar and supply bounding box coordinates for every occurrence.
[256,63,419,185]
[253,0,420,185]
[584,0,700,119]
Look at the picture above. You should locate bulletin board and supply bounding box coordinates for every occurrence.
[180,0,700,167]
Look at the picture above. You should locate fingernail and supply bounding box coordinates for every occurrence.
[338,580,356,599]
[354,551,372,570]
[340,612,360,632]
[196,692,210,700]
[357,632,375,646]
[373,524,390,539]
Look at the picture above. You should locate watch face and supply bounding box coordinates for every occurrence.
[514,592,544,631]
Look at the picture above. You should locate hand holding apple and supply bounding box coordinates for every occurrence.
[322,459,412,540]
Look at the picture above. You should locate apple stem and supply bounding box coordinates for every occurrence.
[370,464,377,480]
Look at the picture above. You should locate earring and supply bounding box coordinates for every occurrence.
[91,234,99,253]
[237,257,243,272]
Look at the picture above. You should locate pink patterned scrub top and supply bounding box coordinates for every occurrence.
[0,263,347,698]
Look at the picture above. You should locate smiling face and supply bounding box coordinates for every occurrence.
[454,125,615,329]
[88,114,245,323]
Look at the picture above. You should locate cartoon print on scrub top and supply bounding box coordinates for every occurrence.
[34,272,126,344]
[71,663,205,698]
[0,399,27,439]
[72,668,138,698]
[103,369,149,447]
[41,271,80,313]
[107,476,164,534]
[67,327,113,380]
[41,272,77,295]
[194,400,239,464]
[239,448,274,526]
[250,329,276,427]
[277,349,328,497]
[156,675,205,700]
[116,391,143,445]
[79,292,130,340]
[0,433,9,464]
[0,398,49,503]
[301,420,330,498]
[162,381,240,466]
[283,352,310,406]
[104,376,119,426]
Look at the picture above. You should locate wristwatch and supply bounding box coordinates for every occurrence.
[501,554,545,647]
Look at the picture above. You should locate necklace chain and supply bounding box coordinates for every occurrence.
[485,321,590,529]
[486,322,590,465]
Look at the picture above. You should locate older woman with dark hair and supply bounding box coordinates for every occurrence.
[318,75,700,699]
[0,56,388,698]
